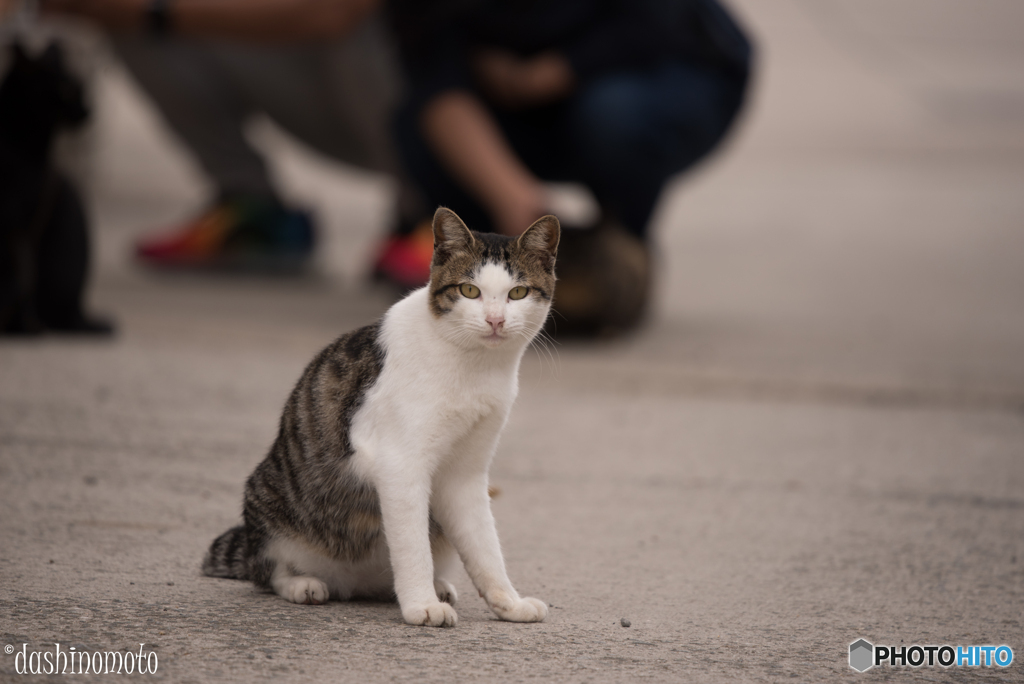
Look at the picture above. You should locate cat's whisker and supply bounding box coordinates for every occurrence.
[540,307,570,341]
[548,307,570,324]
[530,328,561,378]
[522,325,560,379]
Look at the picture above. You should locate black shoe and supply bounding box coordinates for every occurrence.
[547,218,651,338]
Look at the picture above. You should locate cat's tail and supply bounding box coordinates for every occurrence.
[202,525,250,580]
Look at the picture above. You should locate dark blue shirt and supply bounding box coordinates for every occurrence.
[389,0,752,112]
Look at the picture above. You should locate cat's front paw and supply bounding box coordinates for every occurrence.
[402,601,458,627]
[278,576,329,605]
[434,578,458,605]
[485,590,548,623]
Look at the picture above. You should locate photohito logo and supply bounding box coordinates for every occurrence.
[849,639,873,672]
[849,639,1014,672]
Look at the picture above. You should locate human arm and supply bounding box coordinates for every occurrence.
[420,90,547,236]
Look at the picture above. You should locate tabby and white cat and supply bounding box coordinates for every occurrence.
[203,207,558,627]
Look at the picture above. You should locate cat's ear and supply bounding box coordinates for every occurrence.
[517,215,560,271]
[432,207,475,263]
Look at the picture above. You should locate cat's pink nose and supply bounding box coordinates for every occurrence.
[486,315,505,334]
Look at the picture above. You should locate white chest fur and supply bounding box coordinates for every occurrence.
[349,287,524,481]
[341,286,546,628]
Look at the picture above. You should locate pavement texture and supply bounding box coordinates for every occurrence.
[2,1,1024,681]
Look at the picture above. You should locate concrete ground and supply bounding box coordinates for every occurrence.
[2,0,1023,681]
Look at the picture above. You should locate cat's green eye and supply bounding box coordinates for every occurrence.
[508,286,529,300]
[459,283,481,299]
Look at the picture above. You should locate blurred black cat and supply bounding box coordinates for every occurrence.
[0,40,112,334]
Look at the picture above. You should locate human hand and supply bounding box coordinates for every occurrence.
[492,182,550,237]
[41,0,145,30]
[473,49,574,109]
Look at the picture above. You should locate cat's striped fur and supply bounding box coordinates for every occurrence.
[202,323,389,587]
[203,207,558,626]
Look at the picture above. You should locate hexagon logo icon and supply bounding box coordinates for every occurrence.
[849,639,874,672]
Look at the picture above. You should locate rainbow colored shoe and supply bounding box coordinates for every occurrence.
[136,196,315,272]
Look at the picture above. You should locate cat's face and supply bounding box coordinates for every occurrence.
[428,208,559,350]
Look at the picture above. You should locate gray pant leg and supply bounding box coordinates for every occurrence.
[211,16,403,175]
[112,14,403,198]
[112,34,276,197]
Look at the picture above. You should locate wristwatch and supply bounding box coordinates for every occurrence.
[145,0,173,36]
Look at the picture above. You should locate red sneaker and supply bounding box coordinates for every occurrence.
[372,220,435,290]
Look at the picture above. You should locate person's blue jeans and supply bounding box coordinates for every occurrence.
[396,60,747,238]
